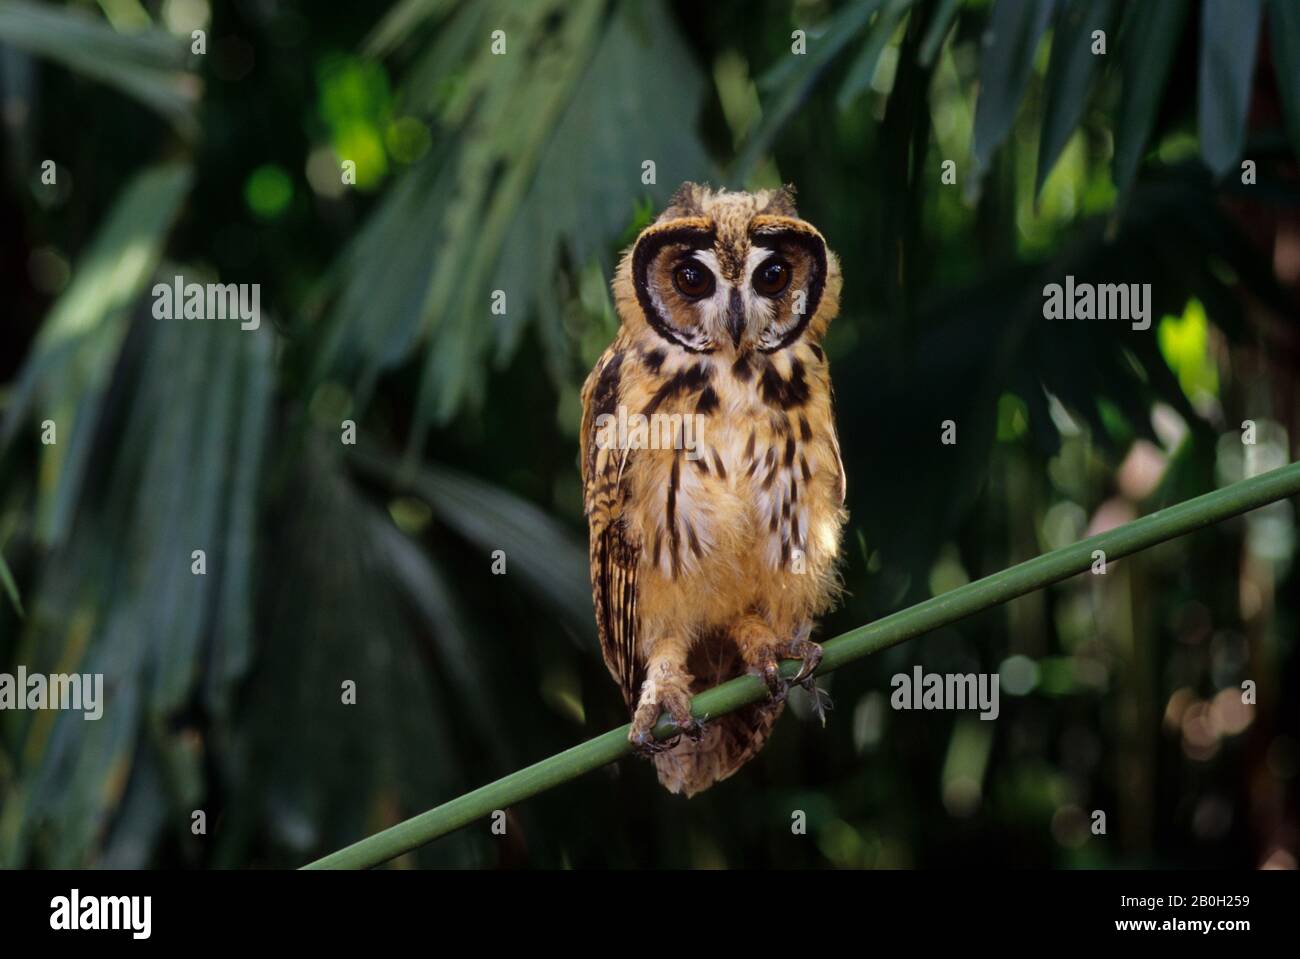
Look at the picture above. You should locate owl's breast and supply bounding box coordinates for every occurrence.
[628,346,845,600]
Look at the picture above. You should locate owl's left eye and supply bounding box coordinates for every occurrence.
[753,258,792,297]
[673,260,715,299]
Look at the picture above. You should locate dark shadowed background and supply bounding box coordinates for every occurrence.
[1,0,1298,868]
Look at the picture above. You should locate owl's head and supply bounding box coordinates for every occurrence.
[613,182,841,355]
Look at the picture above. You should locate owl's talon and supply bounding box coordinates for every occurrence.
[673,716,706,743]
[787,638,823,686]
[753,650,788,702]
[630,729,678,757]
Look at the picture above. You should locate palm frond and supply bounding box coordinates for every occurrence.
[313,0,713,438]
[1,163,193,546]
[350,446,594,643]
[0,0,200,134]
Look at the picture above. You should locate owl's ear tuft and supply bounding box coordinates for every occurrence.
[763,184,799,216]
[663,182,710,218]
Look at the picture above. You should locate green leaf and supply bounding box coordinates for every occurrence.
[838,0,913,111]
[362,507,513,767]
[733,0,882,180]
[1271,0,1300,159]
[0,549,22,617]
[918,0,962,67]
[204,327,274,716]
[0,0,199,134]
[1112,0,1187,192]
[486,0,715,397]
[321,0,715,433]
[1198,0,1264,177]
[349,447,594,641]
[971,0,1056,175]
[1,163,193,545]
[1036,0,1116,195]
[364,0,456,56]
[236,443,472,865]
[410,0,605,428]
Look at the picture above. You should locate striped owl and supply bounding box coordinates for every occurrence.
[580,182,847,796]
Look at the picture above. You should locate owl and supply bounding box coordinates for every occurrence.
[580,182,847,797]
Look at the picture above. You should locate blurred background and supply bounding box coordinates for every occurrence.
[0,0,1298,869]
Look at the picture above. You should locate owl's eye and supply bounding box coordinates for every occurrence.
[753,258,791,297]
[673,260,715,299]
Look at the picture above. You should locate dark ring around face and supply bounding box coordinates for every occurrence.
[750,222,827,353]
[632,219,718,353]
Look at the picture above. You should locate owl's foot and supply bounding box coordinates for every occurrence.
[735,615,793,702]
[735,616,823,703]
[784,634,823,687]
[748,646,789,702]
[628,667,702,757]
[785,624,831,725]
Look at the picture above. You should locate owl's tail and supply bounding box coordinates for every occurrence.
[651,629,784,797]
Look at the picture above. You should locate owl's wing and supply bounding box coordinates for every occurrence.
[821,374,847,506]
[580,347,644,708]
[828,418,847,506]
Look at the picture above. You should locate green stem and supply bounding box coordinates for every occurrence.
[303,460,1300,869]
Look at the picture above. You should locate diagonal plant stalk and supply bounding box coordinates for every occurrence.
[303,460,1300,869]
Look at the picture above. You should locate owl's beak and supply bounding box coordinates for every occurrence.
[725,288,746,347]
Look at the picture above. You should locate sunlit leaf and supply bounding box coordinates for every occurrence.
[1157,298,1219,402]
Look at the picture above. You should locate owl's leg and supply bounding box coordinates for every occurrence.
[629,636,703,756]
[733,615,786,698]
[786,622,824,686]
[733,615,823,701]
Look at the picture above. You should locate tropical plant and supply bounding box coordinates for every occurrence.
[1,0,1297,868]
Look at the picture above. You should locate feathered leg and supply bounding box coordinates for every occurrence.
[628,634,703,755]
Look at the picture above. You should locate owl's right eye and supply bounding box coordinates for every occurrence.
[672,260,715,299]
